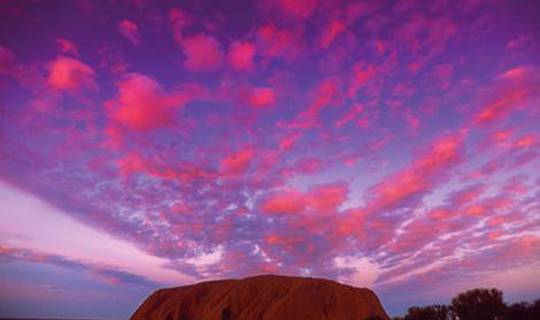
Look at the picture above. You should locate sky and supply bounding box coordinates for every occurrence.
[0,0,539,318]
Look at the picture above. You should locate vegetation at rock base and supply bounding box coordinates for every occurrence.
[392,288,540,320]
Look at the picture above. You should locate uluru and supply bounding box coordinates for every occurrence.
[130,275,390,320]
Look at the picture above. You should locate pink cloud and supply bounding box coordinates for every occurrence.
[257,24,302,61]
[261,182,348,214]
[108,73,193,131]
[474,66,540,124]
[307,183,348,212]
[395,14,457,54]
[502,177,528,195]
[117,152,145,177]
[320,20,346,48]
[47,56,96,91]
[228,41,255,71]
[513,134,539,149]
[102,125,124,149]
[464,204,487,217]
[175,163,216,183]
[292,157,323,174]
[281,157,324,177]
[29,92,62,112]
[408,61,423,74]
[335,104,364,128]
[278,132,302,151]
[276,0,317,18]
[220,148,255,175]
[432,64,453,89]
[339,152,363,167]
[305,79,341,114]
[405,109,420,130]
[428,207,455,220]
[462,194,515,218]
[388,220,439,253]
[56,38,79,56]
[476,90,530,124]
[180,34,223,72]
[117,20,140,45]
[491,130,513,146]
[392,83,415,97]
[506,34,534,50]
[169,7,190,45]
[348,63,376,98]
[367,133,465,212]
[0,45,16,75]
[117,151,216,183]
[450,184,485,207]
[247,86,276,108]
[280,77,341,129]
[470,155,507,178]
[261,189,306,214]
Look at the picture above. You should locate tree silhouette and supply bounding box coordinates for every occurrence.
[503,299,540,320]
[533,299,540,317]
[393,289,540,320]
[450,288,505,320]
[400,304,451,320]
[505,301,533,320]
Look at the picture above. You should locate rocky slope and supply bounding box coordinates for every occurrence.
[131,274,389,320]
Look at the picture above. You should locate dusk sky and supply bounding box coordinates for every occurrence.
[1,0,539,318]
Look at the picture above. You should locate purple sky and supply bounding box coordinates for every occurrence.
[1,0,539,318]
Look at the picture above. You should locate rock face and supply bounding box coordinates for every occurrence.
[131,274,390,320]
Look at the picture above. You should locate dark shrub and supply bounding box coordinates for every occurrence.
[402,304,451,320]
[451,288,505,320]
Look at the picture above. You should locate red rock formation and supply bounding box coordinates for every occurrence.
[131,274,389,320]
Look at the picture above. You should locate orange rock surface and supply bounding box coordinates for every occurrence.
[131,274,389,320]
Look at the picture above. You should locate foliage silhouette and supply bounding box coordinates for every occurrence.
[504,299,540,320]
[403,304,451,320]
[450,288,505,320]
[393,288,539,320]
